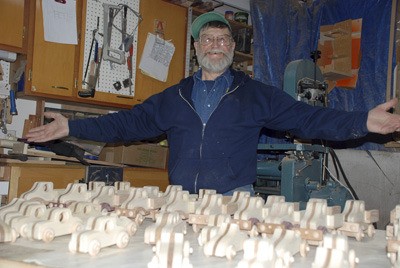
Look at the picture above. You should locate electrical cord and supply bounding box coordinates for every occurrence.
[324,165,355,200]
[328,148,359,200]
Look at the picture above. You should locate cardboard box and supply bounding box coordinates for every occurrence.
[99,143,168,169]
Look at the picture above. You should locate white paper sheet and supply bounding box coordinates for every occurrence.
[139,33,175,82]
[42,0,78,44]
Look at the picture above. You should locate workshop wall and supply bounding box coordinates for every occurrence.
[250,0,395,150]
[328,149,400,229]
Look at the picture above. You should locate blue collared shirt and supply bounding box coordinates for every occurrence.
[191,68,234,124]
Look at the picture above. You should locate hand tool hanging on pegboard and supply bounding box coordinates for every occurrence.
[117,4,142,96]
[102,4,125,65]
[79,17,100,98]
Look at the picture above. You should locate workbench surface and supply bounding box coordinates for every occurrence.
[0,219,392,267]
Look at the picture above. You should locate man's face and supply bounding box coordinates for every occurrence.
[194,27,235,74]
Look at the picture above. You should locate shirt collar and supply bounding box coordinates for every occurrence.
[193,68,233,86]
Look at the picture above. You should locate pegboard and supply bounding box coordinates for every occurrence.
[0,61,10,97]
[83,0,140,96]
[0,61,10,84]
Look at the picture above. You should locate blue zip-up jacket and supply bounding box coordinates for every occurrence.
[69,69,369,193]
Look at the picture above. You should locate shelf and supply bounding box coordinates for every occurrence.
[234,51,253,63]
[191,7,252,33]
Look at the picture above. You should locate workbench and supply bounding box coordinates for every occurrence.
[0,160,169,202]
[0,219,392,267]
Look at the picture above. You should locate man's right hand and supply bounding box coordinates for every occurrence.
[25,112,69,143]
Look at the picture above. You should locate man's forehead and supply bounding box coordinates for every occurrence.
[200,27,231,35]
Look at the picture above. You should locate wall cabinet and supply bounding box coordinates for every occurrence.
[0,0,27,53]
[25,0,81,100]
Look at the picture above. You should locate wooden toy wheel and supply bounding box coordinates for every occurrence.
[127,222,138,236]
[68,240,77,253]
[367,224,375,238]
[183,241,192,257]
[42,228,55,243]
[135,214,144,225]
[116,232,130,248]
[300,240,309,257]
[389,252,397,265]
[74,223,84,232]
[225,245,236,260]
[348,249,358,267]
[249,225,259,238]
[88,239,101,256]
[355,230,364,241]
[192,224,201,233]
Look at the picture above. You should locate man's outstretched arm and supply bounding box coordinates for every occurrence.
[367,98,400,134]
[25,112,69,143]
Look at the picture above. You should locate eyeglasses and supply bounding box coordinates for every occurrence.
[198,34,233,46]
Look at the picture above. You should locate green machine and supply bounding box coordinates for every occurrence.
[255,59,352,210]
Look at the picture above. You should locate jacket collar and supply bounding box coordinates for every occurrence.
[179,68,249,102]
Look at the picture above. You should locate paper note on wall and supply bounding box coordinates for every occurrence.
[139,33,175,82]
[42,0,78,44]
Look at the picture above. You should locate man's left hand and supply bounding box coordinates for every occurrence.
[367,98,400,134]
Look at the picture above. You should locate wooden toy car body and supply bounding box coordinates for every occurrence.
[69,215,130,256]
[144,212,187,245]
[148,232,193,268]
[203,222,248,260]
[23,207,83,242]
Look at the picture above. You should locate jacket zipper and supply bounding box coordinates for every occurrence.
[178,84,240,193]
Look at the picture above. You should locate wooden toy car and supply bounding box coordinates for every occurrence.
[69,215,130,256]
[23,207,83,242]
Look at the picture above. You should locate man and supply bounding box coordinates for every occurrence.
[26,12,400,196]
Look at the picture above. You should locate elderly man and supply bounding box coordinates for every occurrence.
[26,12,400,195]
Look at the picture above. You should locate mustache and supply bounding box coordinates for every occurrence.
[205,49,228,56]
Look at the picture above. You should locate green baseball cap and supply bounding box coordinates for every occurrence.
[191,11,231,40]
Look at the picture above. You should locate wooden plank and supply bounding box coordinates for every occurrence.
[386,0,397,102]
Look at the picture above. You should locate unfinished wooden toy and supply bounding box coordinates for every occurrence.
[237,238,287,268]
[160,190,196,219]
[144,211,187,245]
[55,183,89,205]
[20,182,59,203]
[221,191,250,215]
[197,214,232,246]
[312,233,358,268]
[188,193,224,233]
[202,222,248,260]
[269,228,309,265]
[293,198,343,245]
[69,215,130,256]
[337,200,378,241]
[0,220,18,243]
[148,231,193,268]
[23,207,83,242]
[6,203,47,236]
[257,202,299,236]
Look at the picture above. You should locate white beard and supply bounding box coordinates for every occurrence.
[196,48,234,74]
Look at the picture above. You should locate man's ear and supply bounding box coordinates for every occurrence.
[194,41,199,51]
